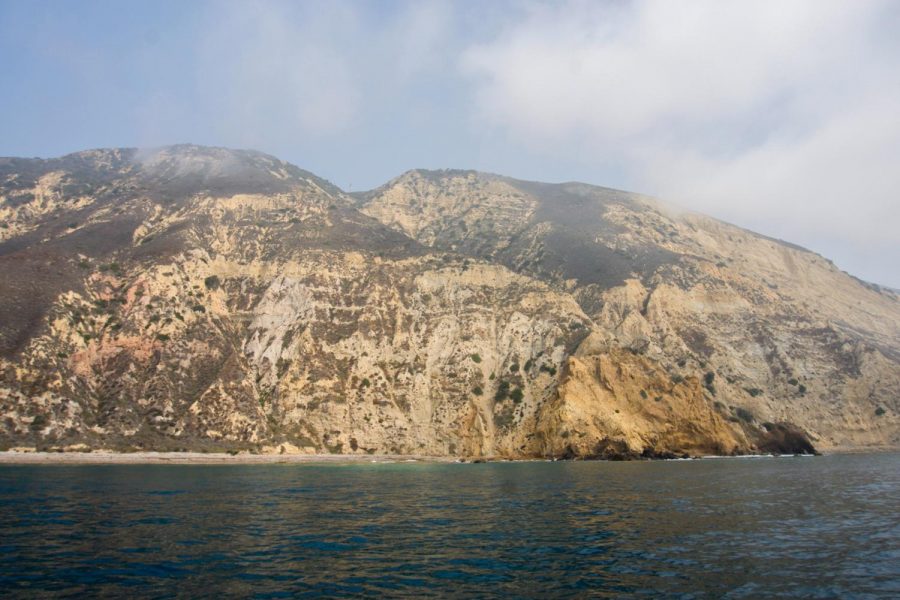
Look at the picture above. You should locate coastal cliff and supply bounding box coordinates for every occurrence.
[1,146,897,457]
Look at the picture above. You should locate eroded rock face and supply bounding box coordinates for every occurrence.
[0,147,588,456]
[0,148,896,456]
[360,169,900,454]
[534,350,748,459]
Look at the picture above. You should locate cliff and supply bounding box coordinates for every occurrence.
[1,148,897,457]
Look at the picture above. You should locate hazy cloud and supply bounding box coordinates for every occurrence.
[194,1,363,140]
[188,0,457,145]
[2,0,898,286]
[462,0,900,285]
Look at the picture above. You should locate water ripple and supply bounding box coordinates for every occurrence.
[0,454,898,598]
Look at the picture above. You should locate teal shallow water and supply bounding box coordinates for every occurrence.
[0,453,898,598]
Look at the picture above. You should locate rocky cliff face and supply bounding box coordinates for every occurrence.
[358,170,900,454]
[1,148,897,456]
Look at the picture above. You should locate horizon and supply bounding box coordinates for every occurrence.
[1,0,898,288]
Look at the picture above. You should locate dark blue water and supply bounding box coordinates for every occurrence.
[0,454,898,598]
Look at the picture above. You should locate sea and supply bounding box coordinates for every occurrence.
[0,453,897,598]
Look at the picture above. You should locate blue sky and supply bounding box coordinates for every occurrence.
[1,0,898,288]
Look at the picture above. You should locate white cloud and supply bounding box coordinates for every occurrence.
[461,0,900,284]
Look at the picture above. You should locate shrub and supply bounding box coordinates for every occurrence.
[539,364,557,376]
[204,275,221,290]
[639,390,648,399]
[99,262,122,275]
[470,353,481,363]
[798,384,807,395]
[788,378,798,386]
[192,304,206,313]
[30,414,48,432]
[510,388,524,403]
[745,388,763,397]
[509,363,520,373]
[494,380,510,402]
[875,407,886,416]
[523,359,533,371]
[494,405,515,429]
[703,371,717,395]
[734,407,754,422]
[473,386,483,396]
[276,358,291,378]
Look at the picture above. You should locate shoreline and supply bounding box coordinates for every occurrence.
[0,447,896,465]
[0,450,460,465]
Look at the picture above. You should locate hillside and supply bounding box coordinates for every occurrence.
[358,170,900,454]
[1,147,897,457]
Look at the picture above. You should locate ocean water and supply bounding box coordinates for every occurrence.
[0,454,897,598]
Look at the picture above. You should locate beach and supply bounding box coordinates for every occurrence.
[0,450,460,465]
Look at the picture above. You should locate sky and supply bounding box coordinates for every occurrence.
[1,0,898,288]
